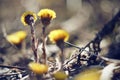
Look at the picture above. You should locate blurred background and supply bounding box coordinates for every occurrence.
[0,0,120,65]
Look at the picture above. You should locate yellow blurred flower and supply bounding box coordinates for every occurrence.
[74,67,101,80]
[28,62,48,74]
[48,29,69,43]
[6,31,27,45]
[37,9,56,25]
[53,71,68,80]
[21,11,37,26]
[7,35,21,45]
[15,31,27,41]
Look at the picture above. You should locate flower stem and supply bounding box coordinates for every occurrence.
[57,40,65,70]
[30,24,39,63]
[60,48,64,70]
[42,26,47,64]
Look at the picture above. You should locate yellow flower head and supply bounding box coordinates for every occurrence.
[53,71,68,80]
[6,31,27,45]
[21,11,37,26]
[48,29,69,43]
[74,67,101,80]
[28,62,48,74]
[7,35,21,45]
[37,9,56,25]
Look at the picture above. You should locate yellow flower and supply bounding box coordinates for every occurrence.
[74,67,101,80]
[48,29,69,43]
[37,9,56,25]
[28,62,48,74]
[53,71,68,80]
[15,31,27,41]
[21,11,37,26]
[6,31,27,45]
[7,35,21,45]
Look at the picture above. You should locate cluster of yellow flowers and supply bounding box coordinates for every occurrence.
[7,5,119,80]
[21,8,69,44]
[21,9,56,26]
[20,8,70,77]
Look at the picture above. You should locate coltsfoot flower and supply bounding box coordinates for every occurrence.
[74,67,101,80]
[53,71,68,80]
[7,35,21,45]
[6,31,27,45]
[15,31,27,41]
[37,9,56,25]
[48,29,69,43]
[28,62,48,74]
[48,29,69,66]
[21,11,37,26]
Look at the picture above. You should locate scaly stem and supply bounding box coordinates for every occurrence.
[42,26,47,64]
[30,24,39,63]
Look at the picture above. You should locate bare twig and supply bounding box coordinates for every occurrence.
[65,42,81,50]
[99,56,120,63]
[0,64,28,70]
[20,75,29,80]
[64,41,93,65]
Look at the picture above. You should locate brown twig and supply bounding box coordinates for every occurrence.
[0,64,28,70]
[65,42,81,50]
[64,41,93,65]
[99,56,120,63]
